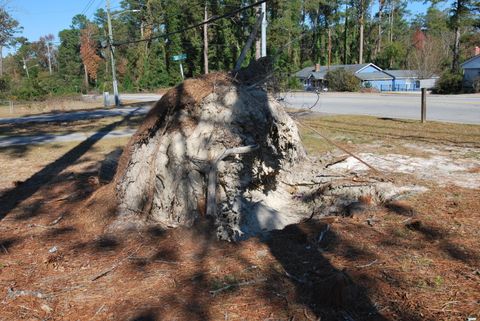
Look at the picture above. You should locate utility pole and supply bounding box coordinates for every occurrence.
[344,2,348,64]
[421,88,427,123]
[261,1,267,57]
[255,5,261,60]
[106,0,120,107]
[359,0,364,64]
[234,12,264,71]
[179,62,184,79]
[203,1,209,74]
[327,28,332,68]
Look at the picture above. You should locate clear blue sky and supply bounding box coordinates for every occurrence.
[6,0,449,50]
[6,0,121,46]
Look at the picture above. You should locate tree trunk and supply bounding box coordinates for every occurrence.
[452,26,461,72]
[46,42,53,75]
[0,45,3,77]
[359,21,364,64]
[451,0,463,73]
[22,57,30,79]
[84,64,89,91]
[376,0,384,56]
[328,28,332,68]
[389,0,395,43]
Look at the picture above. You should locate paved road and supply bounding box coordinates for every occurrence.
[282,92,480,125]
[0,92,478,128]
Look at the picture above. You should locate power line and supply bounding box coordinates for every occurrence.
[113,0,269,46]
[80,0,96,15]
[88,0,104,20]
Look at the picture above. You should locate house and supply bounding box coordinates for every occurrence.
[295,63,393,91]
[461,54,480,90]
[383,70,419,91]
[385,70,440,91]
[295,64,438,92]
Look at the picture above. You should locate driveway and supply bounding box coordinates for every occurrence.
[282,92,480,125]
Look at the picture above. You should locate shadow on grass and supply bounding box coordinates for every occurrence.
[0,109,138,221]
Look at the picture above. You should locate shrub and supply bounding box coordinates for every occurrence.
[11,79,49,101]
[432,71,463,94]
[473,77,480,93]
[287,77,303,90]
[325,68,361,92]
[0,76,11,99]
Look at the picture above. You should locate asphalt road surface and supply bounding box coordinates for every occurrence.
[0,92,479,127]
[281,92,480,125]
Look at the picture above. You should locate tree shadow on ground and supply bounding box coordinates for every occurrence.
[0,109,137,221]
[264,221,388,320]
[382,206,479,268]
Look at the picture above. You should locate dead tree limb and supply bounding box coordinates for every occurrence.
[209,278,267,296]
[294,120,381,174]
[91,246,141,281]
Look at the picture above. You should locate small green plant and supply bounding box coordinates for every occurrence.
[434,275,444,287]
[392,227,407,238]
[412,255,434,267]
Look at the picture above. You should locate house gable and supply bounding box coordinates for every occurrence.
[461,55,480,69]
[356,64,384,73]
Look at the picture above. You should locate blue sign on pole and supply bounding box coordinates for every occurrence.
[172,53,187,61]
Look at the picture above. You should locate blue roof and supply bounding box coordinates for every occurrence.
[461,55,480,69]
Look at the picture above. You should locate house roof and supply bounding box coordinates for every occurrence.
[384,70,419,78]
[355,71,394,81]
[461,55,480,69]
[295,63,385,80]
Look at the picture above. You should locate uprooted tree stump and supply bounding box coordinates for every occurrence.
[113,71,307,240]
[107,65,422,241]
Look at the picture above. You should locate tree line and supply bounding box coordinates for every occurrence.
[0,0,478,100]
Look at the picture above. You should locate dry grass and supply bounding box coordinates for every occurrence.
[295,114,480,157]
[0,115,144,137]
[0,137,130,191]
[0,96,156,119]
[0,98,105,118]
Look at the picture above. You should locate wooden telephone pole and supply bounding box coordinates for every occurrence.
[203,2,209,74]
[106,0,120,107]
